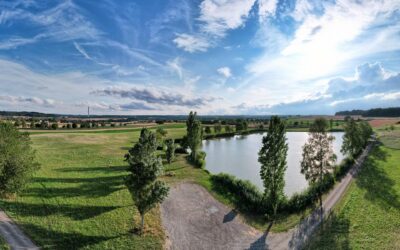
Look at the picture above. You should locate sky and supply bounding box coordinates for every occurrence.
[0,0,399,115]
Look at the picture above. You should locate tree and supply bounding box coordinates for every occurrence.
[0,122,40,196]
[359,121,373,147]
[214,123,222,133]
[329,119,333,130]
[258,116,288,219]
[186,111,202,160]
[156,127,168,142]
[51,123,58,130]
[235,119,248,132]
[124,128,169,234]
[14,120,21,128]
[341,118,363,157]
[72,123,78,129]
[301,118,336,210]
[165,139,176,164]
[204,126,212,134]
[21,120,27,128]
[225,125,232,133]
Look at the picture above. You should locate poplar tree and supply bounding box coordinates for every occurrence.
[186,111,202,160]
[125,128,169,234]
[165,139,176,164]
[301,118,336,210]
[258,116,288,219]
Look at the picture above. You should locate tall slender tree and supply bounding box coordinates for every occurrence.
[125,128,169,234]
[165,139,176,164]
[301,118,336,210]
[341,118,362,157]
[258,116,288,219]
[186,111,202,160]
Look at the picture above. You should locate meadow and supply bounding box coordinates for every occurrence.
[0,123,306,249]
[305,126,400,249]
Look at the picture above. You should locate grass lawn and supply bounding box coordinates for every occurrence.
[0,125,307,249]
[305,140,400,249]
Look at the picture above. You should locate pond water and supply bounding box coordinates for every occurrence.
[202,132,345,196]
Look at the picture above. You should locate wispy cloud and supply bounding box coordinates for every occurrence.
[173,33,211,53]
[0,95,57,107]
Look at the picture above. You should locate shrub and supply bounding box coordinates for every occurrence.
[333,157,355,181]
[210,173,266,214]
[191,151,206,168]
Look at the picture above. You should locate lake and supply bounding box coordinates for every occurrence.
[202,132,345,196]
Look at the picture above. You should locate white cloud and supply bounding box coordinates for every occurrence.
[217,67,232,78]
[173,33,211,53]
[258,0,278,21]
[198,0,256,36]
[174,0,278,52]
[167,57,183,79]
[73,42,92,60]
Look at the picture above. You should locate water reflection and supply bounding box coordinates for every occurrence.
[202,132,345,196]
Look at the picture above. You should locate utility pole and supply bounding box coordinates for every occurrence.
[88,106,90,118]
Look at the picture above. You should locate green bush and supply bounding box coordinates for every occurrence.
[191,151,206,168]
[210,173,266,214]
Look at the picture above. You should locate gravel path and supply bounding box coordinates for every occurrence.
[0,210,38,250]
[161,143,373,250]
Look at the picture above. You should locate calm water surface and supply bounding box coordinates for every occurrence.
[202,132,344,196]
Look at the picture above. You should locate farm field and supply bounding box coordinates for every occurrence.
[305,127,400,249]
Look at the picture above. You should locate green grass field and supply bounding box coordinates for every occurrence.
[0,124,309,249]
[305,133,400,249]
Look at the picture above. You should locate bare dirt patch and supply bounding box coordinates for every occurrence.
[161,183,272,250]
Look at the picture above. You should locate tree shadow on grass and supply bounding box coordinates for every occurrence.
[303,213,350,250]
[355,146,400,209]
[20,223,124,250]
[24,175,127,199]
[56,165,128,173]
[0,201,122,220]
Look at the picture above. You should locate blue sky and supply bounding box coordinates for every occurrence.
[0,0,399,115]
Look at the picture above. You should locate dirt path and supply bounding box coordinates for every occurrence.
[0,210,38,250]
[161,143,373,250]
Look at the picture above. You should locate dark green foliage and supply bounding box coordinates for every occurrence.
[214,123,222,133]
[341,119,372,157]
[235,119,248,132]
[186,111,203,161]
[211,173,266,214]
[204,126,212,134]
[0,122,40,196]
[51,123,58,130]
[165,139,176,164]
[72,123,78,129]
[335,107,400,117]
[258,116,288,218]
[225,125,232,133]
[124,128,169,234]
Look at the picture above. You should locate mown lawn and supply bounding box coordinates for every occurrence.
[305,143,400,249]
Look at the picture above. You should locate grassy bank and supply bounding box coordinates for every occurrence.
[305,137,400,249]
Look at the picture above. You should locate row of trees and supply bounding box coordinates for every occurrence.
[258,116,373,220]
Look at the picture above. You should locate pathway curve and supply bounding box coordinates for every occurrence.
[0,211,38,250]
[161,143,374,250]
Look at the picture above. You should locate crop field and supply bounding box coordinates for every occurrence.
[305,129,400,249]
